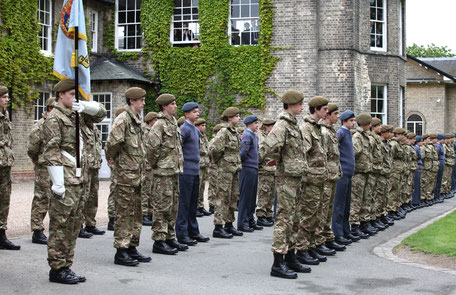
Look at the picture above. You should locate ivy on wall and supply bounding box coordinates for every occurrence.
[0,0,54,110]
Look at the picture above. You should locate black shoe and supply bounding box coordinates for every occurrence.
[335,236,352,245]
[366,222,379,233]
[32,230,48,245]
[371,220,386,231]
[316,245,336,256]
[360,223,376,235]
[127,246,152,262]
[345,233,360,242]
[168,239,189,251]
[196,210,204,218]
[249,221,263,230]
[78,227,93,239]
[351,227,368,239]
[49,268,79,284]
[64,268,86,282]
[198,207,212,216]
[238,226,254,232]
[270,253,298,279]
[190,233,210,242]
[296,250,319,265]
[325,240,346,251]
[209,206,215,214]
[153,241,178,255]
[85,226,106,235]
[257,217,274,227]
[107,218,115,231]
[0,229,20,250]
[114,248,139,266]
[225,223,243,236]
[266,217,274,224]
[308,249,327,262]
[213,226,233,239]
[285,250,311,273]
[142,215,153,226]
[381,216,394,226]
[176,236,197,246]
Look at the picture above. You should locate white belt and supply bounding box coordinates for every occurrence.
[61,150,82,177]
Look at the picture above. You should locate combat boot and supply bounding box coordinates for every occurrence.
[315,244,336,256]
[249,220,263,231]
[308,249,327,262]
[213,225,233,239]
[107,218,115,231]
[296,250,319,265]
[85,226,105,235]
[270,253,297,279]
[325,240,346,251]
[49,268,79,284]
[63,268,86,282]
[224,223,243,236]
[78,226,93,239]
[32,229,48,245]
[142,215,152,226]
[285,250,311,273]
[127,246,152,262]
[153,240,178,255]
[114,248,139,266]
[351,227,369,239]
[0,229,20,250]
[257,217,273,227]
[345,233,360,242]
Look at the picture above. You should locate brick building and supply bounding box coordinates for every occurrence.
[6,0,407,176]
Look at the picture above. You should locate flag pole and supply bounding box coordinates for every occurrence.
[74,26,81,170]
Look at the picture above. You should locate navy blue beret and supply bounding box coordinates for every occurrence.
[244,115,258,125]
[415,135,423,142]
[340,110,355,121]
[437,133,446,140]
[182,102,198,112]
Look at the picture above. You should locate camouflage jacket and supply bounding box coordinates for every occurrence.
[368,132,383,174]
[81,124,104,170]
[320,120,341,181]
[145,111,183,176]
[352,127,373,174]
[405,144,418,171]
[208,137,217,171]
[380,138,393,175]
[259,111,307,177]
[0,109,14,167]
[300,116,327,183]
[390,138,405,174]
[106,105,144,185]
[428,143,439,172]
[199,132,210,169]
[142,123,152,171]
[421,144,432,171]
[445,143,454,166]
[28,113,47,165]
[258,130,276,174]
[209,123,241,174]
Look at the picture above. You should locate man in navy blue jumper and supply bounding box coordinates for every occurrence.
[332,110,359,245]
[176,102,210,246]
[237,115,262,232]
[434,133,446,202]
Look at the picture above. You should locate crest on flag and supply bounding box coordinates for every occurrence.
[60,0,73,38]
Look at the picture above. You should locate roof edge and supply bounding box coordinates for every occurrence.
[407,54,456,82]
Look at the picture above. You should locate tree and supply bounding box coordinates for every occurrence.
[407,43,455,58]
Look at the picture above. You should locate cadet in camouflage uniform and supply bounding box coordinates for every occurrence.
[0,86,20,251]
[259,90,310,279]
[402,133,418,211]
[209,107,242,239]
[141,112,158,226]
[43,79,105,283]
[424,134,440,204]
[145,94,184,255]
[442,133,455,196]
[420,134,432,204]
[319,103,345,252]
[206,124,223,214]
[350,114,376,237]
[377,125,394,226]
[28,97,55,245]
[195,118,212,216]
[256,119,276,227]
[106,87,151,266]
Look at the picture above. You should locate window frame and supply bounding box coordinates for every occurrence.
[370,84,388,124]
[406,114,424,136]
[369,0,387,52]
[170,0,201,47]
[115,0,143,52]
[91,11,99,53]
[228,0,260,46]
[35,92,50,122]
[92,92,113,150]
[37,0,53,56]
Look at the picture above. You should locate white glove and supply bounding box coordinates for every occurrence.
[47,166,65,198]
[72,101,100,115]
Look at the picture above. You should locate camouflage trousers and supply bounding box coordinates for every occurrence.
[442,165,452,194]
[213,171,238,226]
[256,173,276,219]
[271,175,301,254]
[207,166,217,208]
[30,165,51,231]
[388,172,403,211]
[422,169,437,201]
[296,182,324,251]
[401,171,413,204]
[107,176,116,219]
[360,173,378,222]
[114,184,142,249]
[318,180,337,244]
[0,166,11,230]
[82,168,99,227]
[141,169,154,216]
[349,173,368,226]
[374,174,389,217]
[197,167,208,209]
[152,175,179,241]
[48,184,83,270]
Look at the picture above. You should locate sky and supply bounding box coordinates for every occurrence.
[406,0,456,53]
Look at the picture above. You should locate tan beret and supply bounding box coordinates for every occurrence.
[213,124,223,133]
[45,97,56,107]
[327,103,338,113]
[115,106,126,117]
[281,90,304,104]
[407,132,416,139]
[54,79,75,93]
[371,117,381,127]
[195,118,206,126]
[356,113,372,126]
[125,87,146,100]
[422,134,429,139]
[177,116,185,126]
[429,133,438,139]
[222,107,239,118]
[262,118,276,126]
[0,86,8,96]
[155,93,176,105]
[393,127,407,135]
[144,112,158,123]
[380,125,393,133]
[308,96,329,108]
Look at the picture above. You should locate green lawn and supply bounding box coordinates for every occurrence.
[402,210,456,258]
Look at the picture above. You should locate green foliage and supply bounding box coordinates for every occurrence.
[0,0,55,109]
[407,43,455,58]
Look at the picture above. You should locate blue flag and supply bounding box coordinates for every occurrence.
[53,0,91,100]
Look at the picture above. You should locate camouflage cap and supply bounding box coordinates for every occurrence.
[262,118,276,126]
[0,86,8,96]
[213,124,223,133]
[380,124,393,133]
[195,118,206,126]
[155,93,176,105]
[222,107,239,118]
[429,133,438,139]
[144,111,158,123]
[371,117,382,127]
[356,113,372,126]
[393,127,407,135]
[45,97,56,107]
[115,106,126,117]
[281,90,304,104]
[327,103,338,113]
[407,132,416,139]
[125,87,146,100]
[54,79,75,93]
[308,96,329,108]
[177,116,185,126]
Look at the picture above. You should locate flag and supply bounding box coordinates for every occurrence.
[53,0,91,100]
